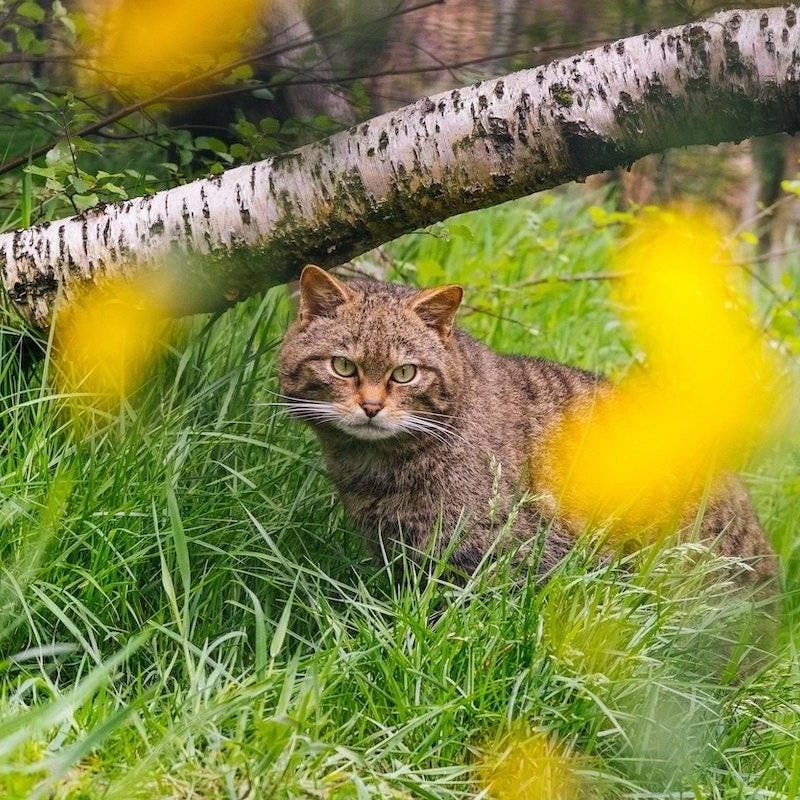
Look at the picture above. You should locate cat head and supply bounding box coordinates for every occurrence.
[278,265,464,442]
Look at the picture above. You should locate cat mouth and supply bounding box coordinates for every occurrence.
[336,417,399,440]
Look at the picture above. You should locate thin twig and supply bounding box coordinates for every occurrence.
[516,271,624,289]
[162,37,613,104]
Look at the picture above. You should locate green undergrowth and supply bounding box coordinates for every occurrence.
[0,187,798,798]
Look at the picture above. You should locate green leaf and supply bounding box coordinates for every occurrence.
[270,577,297,660]
[226,64,254,83]
[100,182,128,198]
[72,193,99,211]
[15,26,36,52]
[448,223,475,242]
[24,164,57,179]
[70,135,100,155]
[18,1,45,21]
[771,310,797,338]
[195,136,228,154]
[243,586,268,679]
[258,117,280,135]
[269,69,294,86]
[167,487,191,601]
[45,143,72,169]
[68,174,92,193]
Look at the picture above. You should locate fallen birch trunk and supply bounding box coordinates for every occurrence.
[2,5,800,326]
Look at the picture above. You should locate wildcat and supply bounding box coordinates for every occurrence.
[278,265,777,584]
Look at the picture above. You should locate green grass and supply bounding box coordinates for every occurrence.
[0,187,798,798]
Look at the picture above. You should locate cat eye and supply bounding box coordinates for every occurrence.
[331,356,357,377]
[391,364,417,384]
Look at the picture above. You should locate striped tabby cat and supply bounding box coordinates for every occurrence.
[278,265,776,583]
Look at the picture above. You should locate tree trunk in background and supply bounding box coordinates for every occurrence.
[266,0,357,125]
[2,5,800,327]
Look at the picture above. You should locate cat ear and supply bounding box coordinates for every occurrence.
[408,284,463,337]
[299,265,350,324]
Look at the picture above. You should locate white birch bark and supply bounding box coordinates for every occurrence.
[3,5,800,326]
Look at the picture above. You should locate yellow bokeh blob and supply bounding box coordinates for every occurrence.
[479,728,586,800]
[83,0,262,96]
[539,209,785,537]
[54,277,169,407]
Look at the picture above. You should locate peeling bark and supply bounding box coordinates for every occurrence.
[3,5,800,327]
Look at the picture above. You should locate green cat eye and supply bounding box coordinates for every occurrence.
[331,356,357,377]
[391,364,417,383]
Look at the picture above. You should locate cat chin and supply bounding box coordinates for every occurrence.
[334,421,399,441]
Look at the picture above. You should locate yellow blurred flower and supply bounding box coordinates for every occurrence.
[479,728,587,800]
[82,0,262,96]
[538,209,786,538]
[54,277,169,407]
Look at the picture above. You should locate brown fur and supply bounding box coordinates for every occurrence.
[278,267,777,584]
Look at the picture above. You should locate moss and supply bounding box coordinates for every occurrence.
[549,83,574,108]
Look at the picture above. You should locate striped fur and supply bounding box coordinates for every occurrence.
[278,272,776,584]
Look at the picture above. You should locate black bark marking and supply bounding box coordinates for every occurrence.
[686,25,711,69]
[644,75,671,105]
[181,199,192,237]
[723,27,747,77]
[766,31,776,56]
[560,120,624,178]
[516,91,531,144]
[487,116,514,160]
[236,185,252,225]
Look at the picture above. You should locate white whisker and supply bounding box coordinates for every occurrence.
[400,418,454,446]
[266,395,342,427]
[402,414,472,447]
[410,409,457,421]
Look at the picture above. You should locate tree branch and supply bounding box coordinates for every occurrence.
[2,5,800,327]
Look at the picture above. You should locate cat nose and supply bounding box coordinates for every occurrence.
[361,401,382,418]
